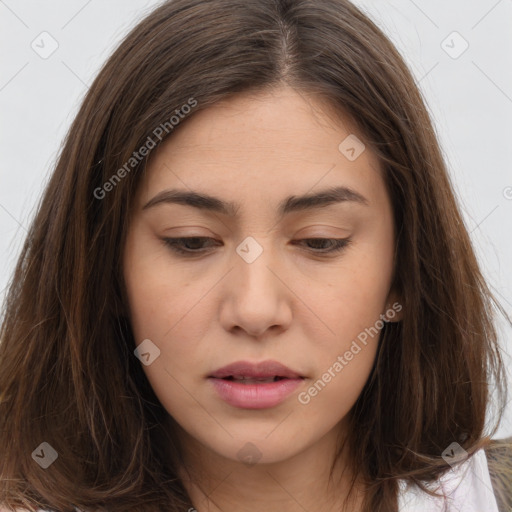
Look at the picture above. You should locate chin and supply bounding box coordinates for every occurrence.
[187,427,303,466]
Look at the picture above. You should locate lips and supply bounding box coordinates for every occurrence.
[208,360,305,409]
[208,360,304,380]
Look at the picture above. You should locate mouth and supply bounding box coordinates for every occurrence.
[208,359,305,380]
[219,375,294,384]
[208,360,306,409]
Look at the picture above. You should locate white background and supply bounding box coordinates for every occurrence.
[1,0,511,437]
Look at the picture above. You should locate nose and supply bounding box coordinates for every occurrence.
[218,238,293,339]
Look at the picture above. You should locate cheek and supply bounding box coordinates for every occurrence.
[140,357,213,450]
[295,270,384,422]
[125,270,206,379]
[299,344,378,412]
[123,228,196,343]
[123,238,213,392]
[297,232,394,401]
[124,266,209,426]
[305,249,393,348]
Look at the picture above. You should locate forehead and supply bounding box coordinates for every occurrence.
[138,87,386,211]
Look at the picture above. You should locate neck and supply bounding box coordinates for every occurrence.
[172,418,365,512]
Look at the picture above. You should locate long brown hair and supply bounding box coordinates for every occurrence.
[0,0,510,511]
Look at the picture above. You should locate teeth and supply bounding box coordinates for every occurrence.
[230,376,283,383]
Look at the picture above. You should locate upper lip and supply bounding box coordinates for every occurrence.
[208,360,304,379]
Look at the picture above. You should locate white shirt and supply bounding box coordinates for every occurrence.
[398,448,500,511]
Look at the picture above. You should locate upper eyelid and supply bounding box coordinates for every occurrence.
[163,236,348,242]
[161,236,351,253]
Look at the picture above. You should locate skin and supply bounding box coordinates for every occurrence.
[123,86,402,512]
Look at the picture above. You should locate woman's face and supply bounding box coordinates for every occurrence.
[123,86,400,466]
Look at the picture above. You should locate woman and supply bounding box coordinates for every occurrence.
[0,0,510,510]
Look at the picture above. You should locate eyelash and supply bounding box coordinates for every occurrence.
[161,237,352,256]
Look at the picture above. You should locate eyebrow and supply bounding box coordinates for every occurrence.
[142,185,369,218]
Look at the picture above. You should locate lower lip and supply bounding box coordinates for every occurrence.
[208,378,304,409]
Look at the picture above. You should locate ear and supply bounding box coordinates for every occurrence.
[383,288,403,323]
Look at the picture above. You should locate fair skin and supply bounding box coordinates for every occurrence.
[123,86,402,512]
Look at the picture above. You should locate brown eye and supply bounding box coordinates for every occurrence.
[162,237,220,255]
[292,238,352,254]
